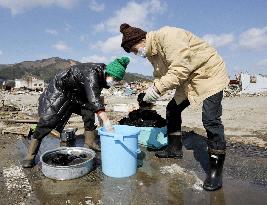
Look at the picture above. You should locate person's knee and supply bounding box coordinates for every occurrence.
[33,115,57,140]
[202,117,212,130]
[202,116,223,131]
[202,93,223,126]
[202,104,222,128]
[32,127,52,140]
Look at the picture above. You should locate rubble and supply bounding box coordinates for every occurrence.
[224,84,241,97]
[1,125,31,136]
[227,141,267,157]
[229,136,267,148]
[113,103,138,113]
[0,119,38,123]
[0,100,20,112]
[0,96,37,136]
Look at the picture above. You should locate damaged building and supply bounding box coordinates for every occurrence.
[240,73,267,94]
[14,75,45,91]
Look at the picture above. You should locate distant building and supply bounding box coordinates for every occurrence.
[240,73,267,94]
[14,75,45,91]
[1,80,15,91]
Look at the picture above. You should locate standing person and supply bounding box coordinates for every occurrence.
[120,23,229,191]
[22,57,130,168]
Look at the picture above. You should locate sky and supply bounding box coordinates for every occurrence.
[0,0,267,77]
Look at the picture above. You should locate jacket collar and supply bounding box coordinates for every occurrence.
[146,31,158,57]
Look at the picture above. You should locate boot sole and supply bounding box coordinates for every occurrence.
[155,154,183,159]
[203,184,222,191]
[22,160,35,168]
[22,164,35,168]
[22,165,34,168]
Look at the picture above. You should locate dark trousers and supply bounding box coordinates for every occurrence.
[166,91,226,151]
[33,104,96,140]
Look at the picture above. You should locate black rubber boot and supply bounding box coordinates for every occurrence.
[203,151,226,191]
[155,135,183,158]
[22,139,42,168]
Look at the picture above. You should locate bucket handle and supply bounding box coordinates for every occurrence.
[101,132,124,141]
[113,134,139,157]
[113,134,124,142]
[101,132,138,155]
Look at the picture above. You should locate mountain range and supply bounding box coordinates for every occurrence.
[0,57,152,83]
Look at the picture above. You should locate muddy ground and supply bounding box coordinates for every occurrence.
[0,92,266,205]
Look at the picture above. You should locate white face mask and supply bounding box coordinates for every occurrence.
[136,47,147,58]
[106,76,117,87]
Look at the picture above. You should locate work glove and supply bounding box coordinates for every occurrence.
[143,86,160,103]
[103,120,114,132]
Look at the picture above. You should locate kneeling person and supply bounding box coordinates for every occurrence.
[22,57,130,168]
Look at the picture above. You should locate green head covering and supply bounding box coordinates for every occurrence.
[106,57,130,80]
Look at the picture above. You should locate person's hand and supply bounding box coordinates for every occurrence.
[143,86,160,103]
[103,120,114,132]
[97,111,114,132]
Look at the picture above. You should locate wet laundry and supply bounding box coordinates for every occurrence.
[119,109,166,127]
[44,153,90,166]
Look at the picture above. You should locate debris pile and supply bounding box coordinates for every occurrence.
[228,136,267,148]
[227,141,267,157]
[0,100,20,112]
[1,125,31,136]
[224,84,241,97]
[0,98,38,136]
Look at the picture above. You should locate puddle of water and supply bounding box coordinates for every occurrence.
[14,133,267,205]
[27,160,267,205]
[16,134,87,161]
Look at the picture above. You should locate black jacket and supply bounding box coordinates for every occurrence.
[39,63,108,117]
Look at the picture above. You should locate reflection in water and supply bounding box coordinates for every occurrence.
[101,177,137,205]
[100,169,185,205]
[210,189,225,205]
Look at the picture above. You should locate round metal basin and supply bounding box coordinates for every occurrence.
[40,147,95,180]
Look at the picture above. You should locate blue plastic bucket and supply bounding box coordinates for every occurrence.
[98,125,140,178]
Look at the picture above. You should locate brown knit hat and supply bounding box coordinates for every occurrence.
[120,23,147,53]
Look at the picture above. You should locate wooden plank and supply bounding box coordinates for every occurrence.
[0,119,38,123]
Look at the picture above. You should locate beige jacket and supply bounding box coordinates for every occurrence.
[145,26,230,106]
